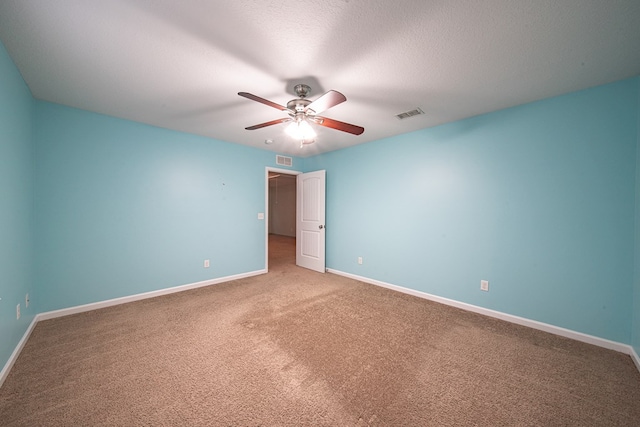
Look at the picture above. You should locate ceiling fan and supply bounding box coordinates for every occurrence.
[238,84,364,144]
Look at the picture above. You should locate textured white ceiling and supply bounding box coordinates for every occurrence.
[1,0,639,157]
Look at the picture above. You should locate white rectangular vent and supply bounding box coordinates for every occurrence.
[276,155,293,167]
[395,107,425,120]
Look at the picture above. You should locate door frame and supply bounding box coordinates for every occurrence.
[265,167,302,271]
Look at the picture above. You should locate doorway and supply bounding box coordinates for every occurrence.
[265,168,300,270]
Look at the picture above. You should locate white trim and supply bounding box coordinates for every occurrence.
[0,316,38,388]
[38,270,266,321]
[265,166,301,272]
[631,346,640,372]
[4,268,639,388]
[328,268,635,356]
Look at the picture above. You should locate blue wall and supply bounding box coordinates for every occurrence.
[306,78,639,344]
[0,43,34,368]
[34,102,299,312]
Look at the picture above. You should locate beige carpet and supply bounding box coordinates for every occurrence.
[1,234,639,426]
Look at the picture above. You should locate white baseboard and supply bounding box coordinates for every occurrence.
[4,268,639,387]
[1,269,266,388]
[0,316,38,388]
[632,347,640,372]
[38,269,266,321]
[328,269,636,360]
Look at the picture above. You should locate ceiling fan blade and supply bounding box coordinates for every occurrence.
[306,90,346,114]
[245,117,291,130]
[238,92,290,112]
[313,116,364,135]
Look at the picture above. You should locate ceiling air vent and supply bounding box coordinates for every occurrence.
[276,155,293,167]
[395,107,425,120]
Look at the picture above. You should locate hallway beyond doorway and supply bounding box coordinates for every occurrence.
[268,234,295,269]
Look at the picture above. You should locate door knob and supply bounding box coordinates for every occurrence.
[319,224,324,229]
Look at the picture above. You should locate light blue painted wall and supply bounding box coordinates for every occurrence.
[34,101,299,312]
[0,42,34,369]
[306,78,638,344]
[633,77,640,356]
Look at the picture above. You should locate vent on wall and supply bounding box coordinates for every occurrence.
[276,155,293,167]
[395,108,425,120]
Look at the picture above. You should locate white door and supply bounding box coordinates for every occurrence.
[296,170,326,273]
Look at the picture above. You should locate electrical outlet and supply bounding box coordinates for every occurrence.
[16,304,20,320]
[204,259,210,268]
[480,280,489,292]
[358,256,363,265]
[25,293,29,308]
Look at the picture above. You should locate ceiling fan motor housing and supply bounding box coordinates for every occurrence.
[287,98,312,115]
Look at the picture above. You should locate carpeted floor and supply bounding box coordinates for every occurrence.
[1,234,640,426]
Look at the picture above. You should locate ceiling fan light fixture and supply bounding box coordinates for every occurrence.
[285,119,317,141]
